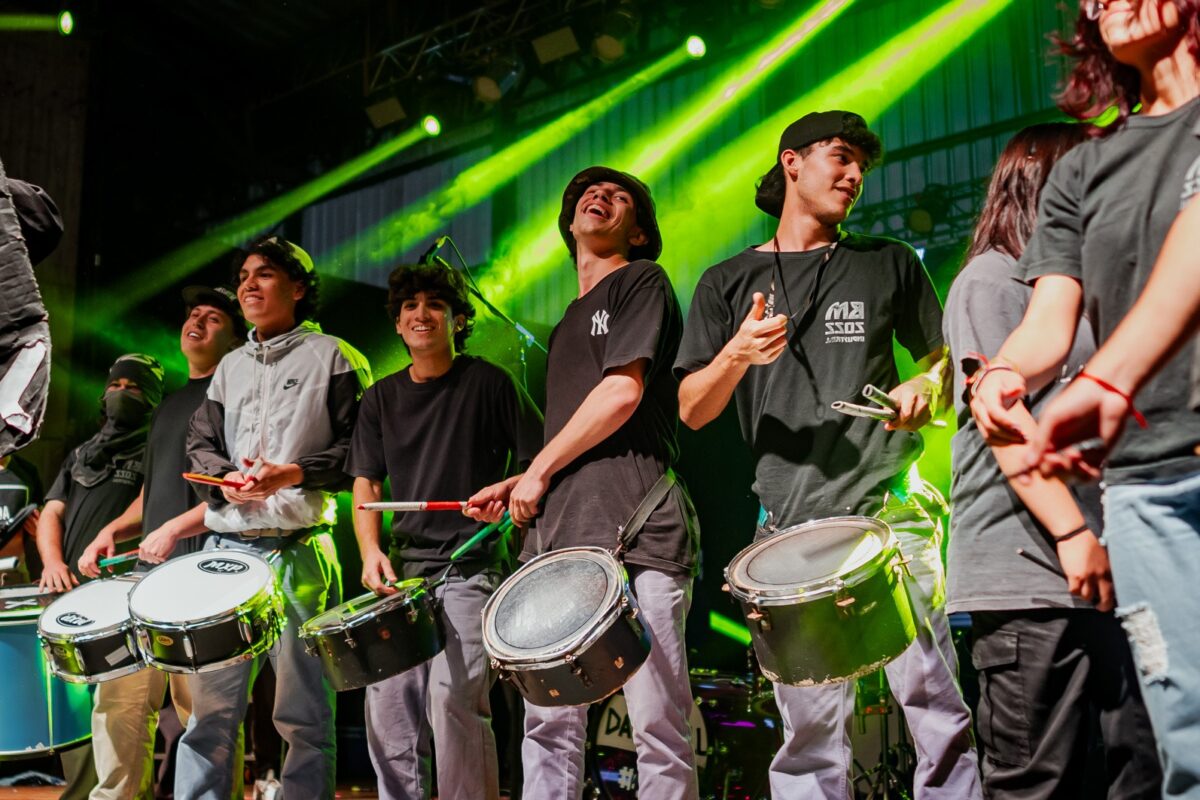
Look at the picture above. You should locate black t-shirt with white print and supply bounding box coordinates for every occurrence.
[523,259,699,575]
[46,448,145,580]
[674,234,944,527]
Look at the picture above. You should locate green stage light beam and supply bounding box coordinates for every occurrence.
[326,37,701,274]
[661,0,1016,281]
[479,0,855,307]
[89,122,434,326]
[0,14,59,31]
[709,611,753,646]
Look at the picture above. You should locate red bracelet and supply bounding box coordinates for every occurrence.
[1078,372,1149,428]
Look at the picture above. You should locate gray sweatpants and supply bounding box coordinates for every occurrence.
[520,565,698,800]
[364,569,502,800]
[769,501,983,799]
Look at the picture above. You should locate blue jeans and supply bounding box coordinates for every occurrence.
[1105,469,1200,799]
[174,532,341,800]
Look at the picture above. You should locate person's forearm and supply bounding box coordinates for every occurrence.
[352,478,385,555]
[679,347,749,430]
[528,372,643,483]
[995,275,1083,393]
[157,503,211,541]
[35,501,66,565]
[990,403,1087,535]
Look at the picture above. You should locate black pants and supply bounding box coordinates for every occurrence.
[971,609,1161,799]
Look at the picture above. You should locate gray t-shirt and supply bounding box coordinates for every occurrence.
[943,249,1099,612]
[1022,96,1200,483]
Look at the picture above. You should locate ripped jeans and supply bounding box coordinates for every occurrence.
[1105,469,1200,799]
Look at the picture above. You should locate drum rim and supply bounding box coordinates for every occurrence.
[131,583,281,630]
[299,579,428,637]
[482,546,625,664]
[724,516,897,605]
[0,731,92,758]
[46,658,145,685]
[37,576,141,639]
[127,549,275,621]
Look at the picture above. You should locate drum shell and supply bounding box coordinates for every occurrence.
[39,626,142,684]
[734,553,915,686]
[133,589,283,674]
[300,589,444,692]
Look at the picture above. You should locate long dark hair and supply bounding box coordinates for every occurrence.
[1057,0,1200,132]
[966,123,1087,261]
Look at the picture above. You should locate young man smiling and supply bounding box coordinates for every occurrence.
[345,264,542,800]
[674,111,981,798]
[471,166,701,800]
[181,236,371,800]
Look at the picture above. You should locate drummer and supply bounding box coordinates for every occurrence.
[344,263,542,800]
[35,352,165,800]
[470,166,702,800]
[674,111,981,798]
[181,237,371,800]
[77,286,245,800]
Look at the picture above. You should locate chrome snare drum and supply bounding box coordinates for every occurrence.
[725,516,916,686]
[300,579,443,691]
[0,585,92,757]
[128,550,283,673]
[482,547,650,707]
[38,576,143,683]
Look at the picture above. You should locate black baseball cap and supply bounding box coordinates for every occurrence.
[182,285,247,337]
[558,166,662,262]
[755,110,883,218]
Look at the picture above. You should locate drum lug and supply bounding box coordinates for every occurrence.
[136,628,152,657]
[343,629,358,649]
[182,632,195,663]
[406,606,419,625]
[835,591,856,610]
[237,613,254,645]
[892,555,913,579]
[746,607,771,632]
[566,654,593,688]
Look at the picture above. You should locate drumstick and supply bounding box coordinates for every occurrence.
[862,384,899,411]
[1016,547,1066,578]
[357,501,471,512]
[99,552,141,568]
[450,514,513,562]
[830,401,948,429]
[182,472,248,489]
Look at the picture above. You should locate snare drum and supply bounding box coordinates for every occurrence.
[482,547,650,707]
[725,516,917,686]
[0,585,93,757]
[128,550,283,673]
[38,576,143,683]
[300,579,443,691]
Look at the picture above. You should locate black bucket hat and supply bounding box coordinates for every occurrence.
[755,110,883,218]
[558,166,662,262]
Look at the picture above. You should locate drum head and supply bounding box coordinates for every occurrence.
[0,584,53,621]
[485,548,621,662]
[727,517,890,599]
[303,580,424,634]
[39,578,137,636]
[129,550,274,623]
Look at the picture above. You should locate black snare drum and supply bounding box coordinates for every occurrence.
[482,547,649,707]
[299,579,443,691]
[725,516,917,686]
[38,576,143,683]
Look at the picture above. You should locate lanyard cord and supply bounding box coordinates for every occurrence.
[767,232,842,329]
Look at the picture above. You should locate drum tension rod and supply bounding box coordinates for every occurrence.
[565,654,593,688]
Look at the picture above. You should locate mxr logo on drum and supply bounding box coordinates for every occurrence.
[198,558,250,575]
[824,300,866,343]
[56,612,94,627]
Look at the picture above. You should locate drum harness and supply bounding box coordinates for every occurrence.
[611,470,676,563]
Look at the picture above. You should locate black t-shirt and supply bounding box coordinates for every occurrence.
[46,447,145,578]
[345,356,543,579]
[1022,96,1200,483]
[143,376,212,558]
[674,234,944,525]
[523,260,699,575]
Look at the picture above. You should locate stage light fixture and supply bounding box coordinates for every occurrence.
[422,115,442,137]
[57,10,72,35]
[532,26,581,64]
[473,57,525,105]
[365,96,406,130]
[686,35,706,59]
[592,1,640,64]
[906,184,950,236]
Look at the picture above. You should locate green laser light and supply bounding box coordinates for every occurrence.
[686,35,706,59]
[57,10,73,36]
[421,115,442,137]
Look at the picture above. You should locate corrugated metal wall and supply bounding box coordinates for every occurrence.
[301,0,1074,326]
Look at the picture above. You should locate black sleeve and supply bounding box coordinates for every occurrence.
[43,453,74,505]
[296,340,372,491]
[187,396,237,506]
[344,384,387,481]
[603,263,673,376]
[894,245,944,360]
[674,274,733,378]
[494,369,544,470]
[1021,149,1085,284]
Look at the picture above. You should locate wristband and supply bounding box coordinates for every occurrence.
[1077,371,1149,429]
[1053,523,1090,543]
[967,364,1017,401]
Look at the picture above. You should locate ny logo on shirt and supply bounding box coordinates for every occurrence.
[591,309,610,336]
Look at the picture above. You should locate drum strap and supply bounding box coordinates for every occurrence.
[613,470,676,560]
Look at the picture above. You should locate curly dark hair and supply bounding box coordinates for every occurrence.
[386,264,476,352]
[234,236,321,323]
[1056,0,1200,133]
[967,123,1087,261]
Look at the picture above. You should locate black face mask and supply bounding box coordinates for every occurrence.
[103,389,149,431]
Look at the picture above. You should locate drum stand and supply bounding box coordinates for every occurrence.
[852,670,915,800]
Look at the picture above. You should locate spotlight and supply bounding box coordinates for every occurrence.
[421,115,442,137]
[685,35,706,59]
[57,10,72,35]
[906,184,950,236]
[592,2,640,64]
[532,26,581,65]
[365,96,406,130]
[472,57,525,105]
